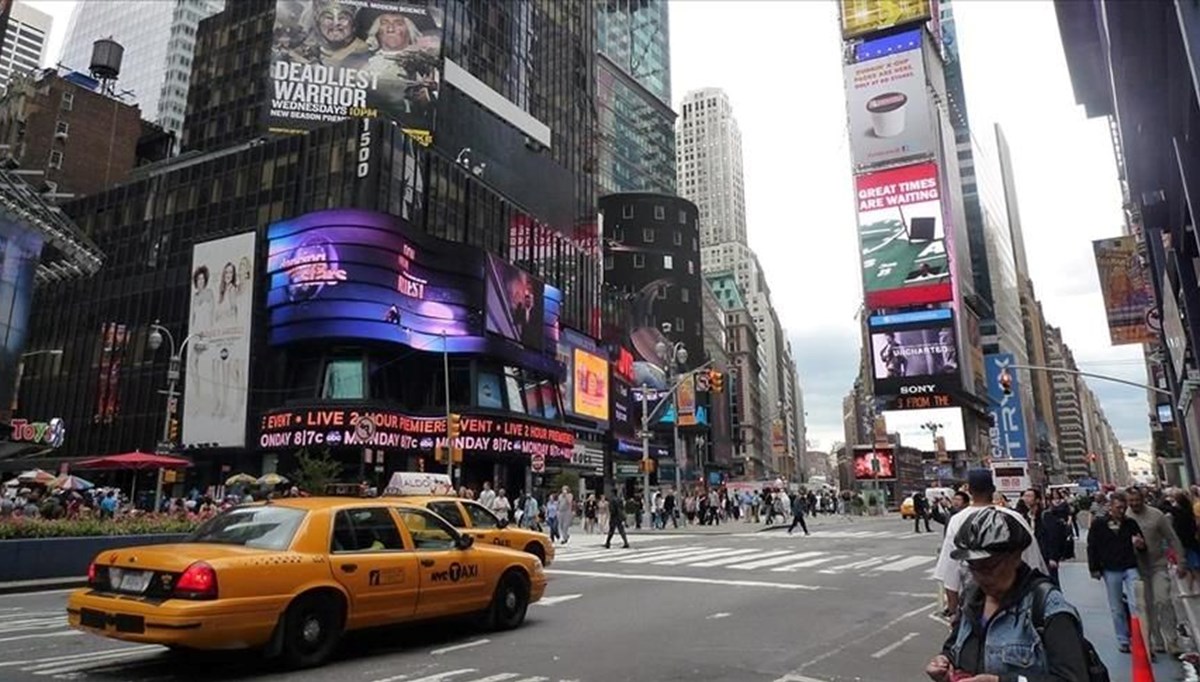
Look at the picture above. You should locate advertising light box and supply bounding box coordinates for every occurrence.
[840,0,931,38]
[853,446,895,480]
[879,407,965,452]
[844,36,934,170]
[869,308,959,398]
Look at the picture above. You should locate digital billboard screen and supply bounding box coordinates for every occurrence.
[266,209,560,375]
[879,407,965,452]
[844,36,934,171]
[840,0,931,38]
[857,162,951,308]
[269,0,443,145]
[485,254,545,351]
[573,348,609,422]
[853,447,895,480]
[869,308,959,397]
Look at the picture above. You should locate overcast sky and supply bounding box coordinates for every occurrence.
[29,0,1149,454]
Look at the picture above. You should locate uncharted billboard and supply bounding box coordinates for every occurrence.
[270,0,443,145]
[1093,236,1156,345]
[184,232,256,448]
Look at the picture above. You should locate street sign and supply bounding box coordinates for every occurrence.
[531,452,545,473]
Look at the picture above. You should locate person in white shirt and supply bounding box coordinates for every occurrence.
[491,488,511,522]
[478,481,496,510]
[934,469,1047,621]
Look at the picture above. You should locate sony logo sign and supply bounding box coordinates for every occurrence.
[899,384,937,395]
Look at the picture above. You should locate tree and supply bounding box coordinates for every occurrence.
[290,447,342,494]
[550,471,580,495]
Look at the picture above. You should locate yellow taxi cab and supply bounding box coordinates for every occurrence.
[66,494,546,669]
[383,473,555,567]
[900,496,915,519]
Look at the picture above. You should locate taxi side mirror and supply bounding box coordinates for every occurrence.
[455,533,475,550]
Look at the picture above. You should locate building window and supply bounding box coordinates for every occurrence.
[622,204,633,219]
[688,260,695,275]
[54,120,69,136]
[679,209,687,224]
[613,226,624,241]
[48,150,63,169]
[604,255,613,271]
[673,231,683,246]
[654,205,665,220]
[676,318,685,333]
[322,358,364,399]
[60,91,73,111]
[633,253,645,269]
[681,288,690,303]
[663,255,673,270]
[642,228,655,243]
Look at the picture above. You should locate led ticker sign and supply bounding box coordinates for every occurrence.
[258,407,574,459]
[888,392,953,411]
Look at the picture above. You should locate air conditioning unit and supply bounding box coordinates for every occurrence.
[54,131,68,141]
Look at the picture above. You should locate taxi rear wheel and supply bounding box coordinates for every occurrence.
[488,570,530,631]
[280,592,345,669]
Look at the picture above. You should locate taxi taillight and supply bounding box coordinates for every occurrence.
[174,561,218,600]
[87,561,97,585]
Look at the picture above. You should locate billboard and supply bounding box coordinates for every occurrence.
[485,254,545,351]
[1093,236,1156,345]
[183,232,256,447]
[879,407,966,452]
[853,446,895,480]
[257,406,573,458]
[868,308,959,397]
[269,0,443,144]
[844,36,934,170]
[985,353,1028,460]
[572,348,609,422]
[94,323,129,424]
[857,162,951,308]
[266,209,561,376]
[841,0,931,38]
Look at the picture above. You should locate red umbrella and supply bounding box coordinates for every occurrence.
[74,451,192,470]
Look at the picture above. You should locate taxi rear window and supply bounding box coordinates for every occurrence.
[186,506,306,550]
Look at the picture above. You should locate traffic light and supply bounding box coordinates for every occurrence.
[434,445,446,464]
[709,370,724,393]
[168,418,179,442]
[639,458,656,473]
[447,413,463,464]
[998,369,1013,395]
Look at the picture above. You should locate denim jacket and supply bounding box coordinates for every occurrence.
[947,567,1079,677]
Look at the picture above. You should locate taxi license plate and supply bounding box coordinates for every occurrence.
[108,568,152,594]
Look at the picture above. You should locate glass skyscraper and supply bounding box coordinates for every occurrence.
[595,0,676,195]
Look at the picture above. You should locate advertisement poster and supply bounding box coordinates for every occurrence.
[94,322,129,424]
[880,407,965,452]
[573,348,609,422]
[184,232,256,448]
[267,209,561,376]
[844,38,934,170]
[857,162,950,308]
[1093,236,1156,345]
[841,0,931,38]
[985,353,1028,460]
[485,254,545,351]
[853,446,895,480]
[270,0,443,144]
[676,372,697,427]
[868,308,959,397]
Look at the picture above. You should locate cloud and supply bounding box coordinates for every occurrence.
[790,328,862,451]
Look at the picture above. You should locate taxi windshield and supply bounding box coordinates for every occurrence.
[186,506,306,550]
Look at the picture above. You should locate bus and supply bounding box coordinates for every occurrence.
[991,460,1031,500]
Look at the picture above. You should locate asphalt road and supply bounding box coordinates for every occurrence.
[0,517,1129,681]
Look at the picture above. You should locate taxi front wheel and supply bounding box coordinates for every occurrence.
[280,592,345,668]
[488,570,530,631]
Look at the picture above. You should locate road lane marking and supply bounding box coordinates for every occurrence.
[468,675,520,682]
[23,647,158,671]
[683,548,763,567]
[403,670,479,682]
[820,555,904,573]
[546,569,829,591]
[601,547,706,564]
[870,632,920,658]
[509,677,548,682]
[430,639,491,656]
[0,630,79,643]
[535,594,582,606]
[790,602,938,673]
[773,676,830,682]
[369,676,409,682]
[774,555,848,571]
[0,644,161,668]
[696,549,792,568]
[875,555,936,572]
[706,612,731,619]
[588,546,700,563]
[655,548,757,565]
[730,552,824,570]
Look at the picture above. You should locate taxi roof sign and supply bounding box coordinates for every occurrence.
[383,472,454,497]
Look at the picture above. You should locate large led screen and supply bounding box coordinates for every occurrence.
[267,209,561,375]
[269,0,443,145]
[853,447,895,480]
[485,254,545,351]
[857,162,951,308]
[869,308,959,396]
[879,407,965,452]
[844,35,934,171]
[840,0,931,38]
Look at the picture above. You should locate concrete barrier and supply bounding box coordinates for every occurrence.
[0,534,189,582]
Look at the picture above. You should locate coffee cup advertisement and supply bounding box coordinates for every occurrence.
[844,39,934,170]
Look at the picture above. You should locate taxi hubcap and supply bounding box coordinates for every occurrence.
[302,616,322,644]
[504,590,518,611]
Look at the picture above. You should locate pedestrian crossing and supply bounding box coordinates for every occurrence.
[551,543,937,576]
[367,668,579,682]
[730,529,928,540]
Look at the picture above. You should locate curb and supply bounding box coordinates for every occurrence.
[0,577,86,596]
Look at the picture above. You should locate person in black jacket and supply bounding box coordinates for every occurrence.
[913,491,932,533]
[1087,491,1145,653]
[1020,488,1069,586]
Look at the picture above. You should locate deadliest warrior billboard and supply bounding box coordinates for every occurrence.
[857,162,951,308]
[270,0,443,145]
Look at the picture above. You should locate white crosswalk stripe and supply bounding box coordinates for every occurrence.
[372,670,565,682]
[550,543,936,577]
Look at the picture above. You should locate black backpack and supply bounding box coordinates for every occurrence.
[1031,580,1111,682]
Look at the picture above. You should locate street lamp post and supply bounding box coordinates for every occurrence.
[148,321,206,513]
[920,420,943,486]
[655,341,688,505]
[638,356,713,528]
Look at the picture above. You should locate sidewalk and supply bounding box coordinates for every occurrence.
[1060,561,1179,681]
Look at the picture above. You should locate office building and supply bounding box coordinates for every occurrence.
[677,88,746,247]
[0,2,50,91]
[595,0,675,195]
[707,272,769,477]
[60,0,224,146]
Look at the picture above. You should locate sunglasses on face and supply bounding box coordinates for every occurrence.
[966,554,1008,574]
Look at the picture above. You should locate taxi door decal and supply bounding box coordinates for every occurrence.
[429,561,480,583]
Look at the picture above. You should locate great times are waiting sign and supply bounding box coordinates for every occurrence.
[258,408,574,458]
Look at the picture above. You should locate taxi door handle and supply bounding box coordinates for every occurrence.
[420,559,435,567]
[339,563,358,573]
